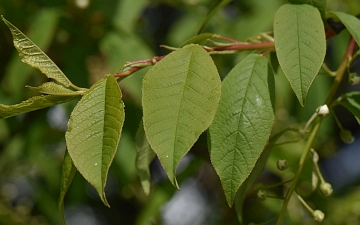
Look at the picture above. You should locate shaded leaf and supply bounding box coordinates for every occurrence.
[286,0,327,19]
[65,75,125,206]
[274,4,326,106]
[27,82,85,96]
[2,16,73,87]
[0,95,77,120]
[142,44,221,187]
[136,120,156,195]
[209,54,275,206]
[327,11,360,46]
[58,150,77,225]
[338,92,360,124]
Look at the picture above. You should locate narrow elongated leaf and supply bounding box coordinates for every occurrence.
[4,9,60,98]
[136,121,156,195]
[58,150,77,225]
[142,44,221,187]
[274,4,326,106]
[0,95,77,119]
[65,75,125,206]
[338,92,360,124]
[2,16,73,87]
[327,12,360,46]
[27,82,85,96]
[209,54,275,206]
[286,0,327,19]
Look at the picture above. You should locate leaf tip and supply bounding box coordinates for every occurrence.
[100,192,110,208]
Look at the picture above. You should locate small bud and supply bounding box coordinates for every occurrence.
[320,182,333,196]
[340,129,355,143]
[257,189,267,201]
[317,104,329,117]
[313,210,325,222]
[349,72,360,85]
[277,159,288,171]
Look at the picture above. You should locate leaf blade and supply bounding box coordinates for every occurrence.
[274,4,326,106]
[0,95,77,120]
[209,54,275,206]
[2,16,73,87]
[27,82,85,96]
[338,92,360,124]
[327,11,360,46]
[135,120,156,195]
[58,150,76,225]
[65,75,125,206]
[142,44,221,187]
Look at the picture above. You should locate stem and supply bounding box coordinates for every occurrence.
[325,38,356,105]
[276,118,322,225]
[112,41,275,77]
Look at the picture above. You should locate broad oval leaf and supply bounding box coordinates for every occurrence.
[2,16,73,87]
[274,4,326,106]
[0,95,77,120]
[209,54,275,206]
[65,75,125,206]
[27,82,85,96]
[327,11,360,46]
[142,44,221,187]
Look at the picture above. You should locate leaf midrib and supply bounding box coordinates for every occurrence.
[172,47,195,173]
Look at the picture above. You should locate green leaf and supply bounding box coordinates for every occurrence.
[2,16,74,87]
[3,9,60,99]
[65,75,125,206]
[338,92,360,124]
[142,44,221,187]
[286,0,327,19]
[136,120,156,195]
[58,150,77,225]
[274,4,326,106]
[327,11,360,46]
[0,95,77,120]
[27,82,85,96]
[209,54,275,206]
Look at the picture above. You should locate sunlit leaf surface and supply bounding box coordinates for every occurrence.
[142,44,221,187]
[2,16,73,87]
[66,75,125,206]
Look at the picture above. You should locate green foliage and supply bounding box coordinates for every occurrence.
[0,95,77,119]
[1,16,74,88]
[209,54,275,205]
[65,75,125,206]
[142,44,221,187]
[337,92,360,124]
[135,120,156,196]
[327,11,360,45]
[1,1,360,225]
[274,4,326,106]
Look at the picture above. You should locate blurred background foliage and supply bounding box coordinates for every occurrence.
[0,0,360,224]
